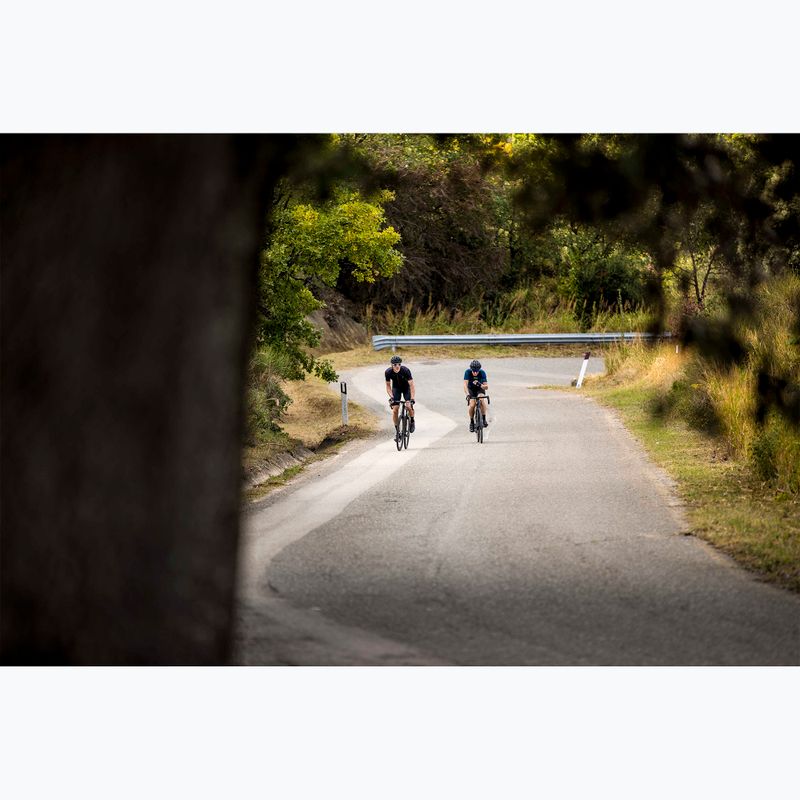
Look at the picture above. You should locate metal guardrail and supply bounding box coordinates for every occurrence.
[372,332,671,350]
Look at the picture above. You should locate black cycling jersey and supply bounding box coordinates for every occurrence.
[385,365,413,390]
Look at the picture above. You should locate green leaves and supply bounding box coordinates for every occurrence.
[266,189,402,287]
[256,185,403,384]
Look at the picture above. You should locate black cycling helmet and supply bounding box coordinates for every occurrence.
[390,355,402,365]
[470,359,481,370]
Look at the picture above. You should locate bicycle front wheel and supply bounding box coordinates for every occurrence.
[402,413,409,449]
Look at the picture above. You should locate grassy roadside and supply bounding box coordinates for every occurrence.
[582,367,800,593]
[243,375,380,502]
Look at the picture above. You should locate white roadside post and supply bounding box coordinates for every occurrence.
[340,381,348,426]
[575,351,590,388]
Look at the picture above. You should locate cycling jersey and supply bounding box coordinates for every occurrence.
[464,368,488,396]
[385,365,413,389]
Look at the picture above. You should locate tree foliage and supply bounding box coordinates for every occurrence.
[335,135,509,308]
[549,223,651,321]
[332,134,656,322]
[257,184,402,383]
[504,133,800,425]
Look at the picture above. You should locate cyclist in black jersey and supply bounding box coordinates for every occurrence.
[464,359,489,432]
[385,355,416,434]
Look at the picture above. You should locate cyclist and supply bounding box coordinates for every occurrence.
[385,355,416,434]
[464,359,488,432]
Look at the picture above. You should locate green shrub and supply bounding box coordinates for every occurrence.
[560,251,648,323]
[752,420,780,483]
[245,346,294,444]
[663,376,720,434]
[752,413,800,493]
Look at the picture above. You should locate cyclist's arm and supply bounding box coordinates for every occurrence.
[463,379,470,395]
[386,380,393,398]
[408,378,415,401]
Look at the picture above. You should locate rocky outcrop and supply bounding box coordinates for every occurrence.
[309,286,370,353]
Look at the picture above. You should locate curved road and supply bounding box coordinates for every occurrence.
[235,356,800,665]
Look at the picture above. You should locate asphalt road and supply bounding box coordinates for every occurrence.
[235,356,800,665]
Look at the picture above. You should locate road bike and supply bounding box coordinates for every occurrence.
[390,399,415,451]
[472,394,490,443]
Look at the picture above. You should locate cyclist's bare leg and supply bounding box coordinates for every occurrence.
[391,404,399,427]
[468,397,476,420]
[479,397,488,419]
[406,400,414,418]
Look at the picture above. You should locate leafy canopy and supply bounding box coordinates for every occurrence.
[257,186,403,382]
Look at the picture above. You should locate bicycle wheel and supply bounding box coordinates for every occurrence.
[402,411,409,449]
[394,408,402,451]
[475,406,483,443]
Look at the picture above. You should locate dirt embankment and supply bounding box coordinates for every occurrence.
[308,286,371,354]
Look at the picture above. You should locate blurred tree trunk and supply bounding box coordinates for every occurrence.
[1,135,296,664]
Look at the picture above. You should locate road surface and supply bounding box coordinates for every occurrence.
[234,356,800,665]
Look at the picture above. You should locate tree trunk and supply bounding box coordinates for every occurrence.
[1,134,297,664]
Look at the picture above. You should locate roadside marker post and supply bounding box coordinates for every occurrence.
[340,381,349,426]
[576,351,590,388]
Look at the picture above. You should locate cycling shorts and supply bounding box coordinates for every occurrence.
[392,387,412,402]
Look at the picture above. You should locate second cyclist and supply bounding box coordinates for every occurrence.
[464,359,488,432]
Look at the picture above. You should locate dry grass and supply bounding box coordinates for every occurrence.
[589,333,800,492]
[242,375,380,501]
[583,340,800,591]
[280,375,379,449]
[597,341,685,391]
[364,293,653,337]
[703,367,757,460]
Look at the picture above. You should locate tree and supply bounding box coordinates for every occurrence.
[335,135,509,308]
[504,133,800,424]
[551,222,651,321]
[2,134,308,664]
[672,203,724,311]
[257,185,403,382]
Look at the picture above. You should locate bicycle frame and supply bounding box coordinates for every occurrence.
[471,394,489,443]
[390,399,414,451]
